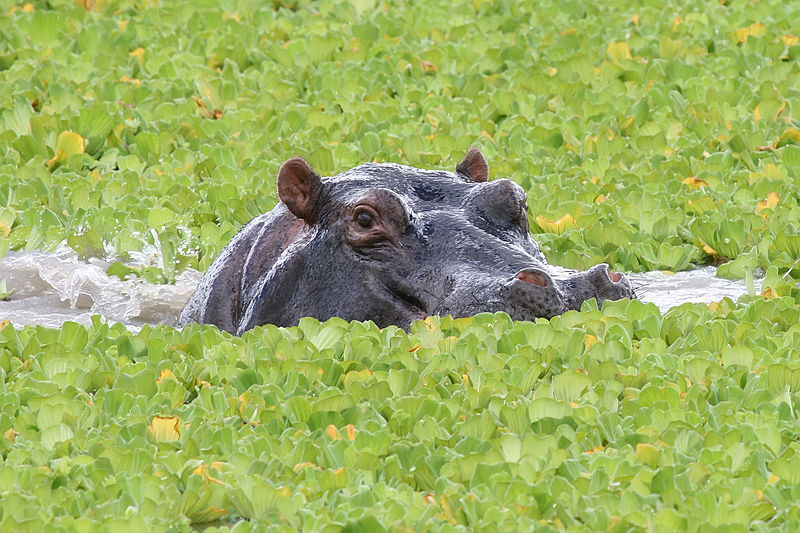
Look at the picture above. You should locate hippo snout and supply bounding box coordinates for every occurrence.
[565,263,635,310]
[506,267,568,319]
[505,263,635,320]
[586,263,633,292]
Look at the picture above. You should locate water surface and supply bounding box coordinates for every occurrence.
[0,247,762,331]
[0,246,200,332]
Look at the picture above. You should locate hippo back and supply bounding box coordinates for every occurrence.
[178,205,304,333]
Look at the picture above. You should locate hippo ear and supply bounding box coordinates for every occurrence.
[277,157,323,223]
[456,147,489,183]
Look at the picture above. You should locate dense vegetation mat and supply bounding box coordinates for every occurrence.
[2,284,800,531]
[1,0,800,530]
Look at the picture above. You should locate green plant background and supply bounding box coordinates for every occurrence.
[1,0,800,530]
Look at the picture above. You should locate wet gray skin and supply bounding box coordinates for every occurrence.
[179,148,635,334]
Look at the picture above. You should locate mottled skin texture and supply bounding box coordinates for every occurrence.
[179,149,635,334]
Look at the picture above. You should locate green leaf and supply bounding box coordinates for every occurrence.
[0,279,14,300]
[552,371,592,402]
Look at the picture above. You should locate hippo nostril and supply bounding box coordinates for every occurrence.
[516,270,549,287]
[609,271,622,283]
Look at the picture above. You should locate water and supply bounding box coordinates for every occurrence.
[0,247,762,331]
[626,268,761,312]
[0,245,201,332]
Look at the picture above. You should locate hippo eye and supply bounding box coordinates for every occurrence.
[356,211,375,228]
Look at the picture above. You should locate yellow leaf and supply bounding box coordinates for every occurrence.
[756,191,779,215]
[773,101,786,121]
[585,445,604,455]
[768,474,779,484]
[0,319,10,331]
[47,131,85,168]
[5,427,17,442]
[748,164,782,184]
[672,16,683,33]
[735,22,766,43]
[147,415,181,442]
[76,0,103,11]
[130,47,145,65]
[607,41,632,62]
[781,35,798,47]
[192,506,228,522]
[438,496,457,524]
[156,368,177,385]
[192,464,225,485]
[293,462,320,472]
[630,13,639,26]
[545,66,558,76]
[22,3,34,13]
[701,242,719,257]
[779,128,800,144]
[761,287,777,300]
[418,59,437,74]
[584,334,599,351]
[345,424,356,441]
[120,75,141,87]
[536,213,576,234]
[326,424,341,440]
[753,104,761,124]
[620,114,635,135]
[594,194,606,203]
[682,177,708,189]
[636,443,659,467]
[426,113,439,129]
[0,221,10,238]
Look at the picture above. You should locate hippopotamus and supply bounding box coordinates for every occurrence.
[179,148,634,334]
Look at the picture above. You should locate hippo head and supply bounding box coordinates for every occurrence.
[219,148,635,333]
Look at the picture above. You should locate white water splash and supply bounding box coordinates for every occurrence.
[0,245,201,331]
[0,247,763,331]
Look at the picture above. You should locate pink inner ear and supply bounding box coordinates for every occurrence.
[609,272,622,282]
[517,270,548,287]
